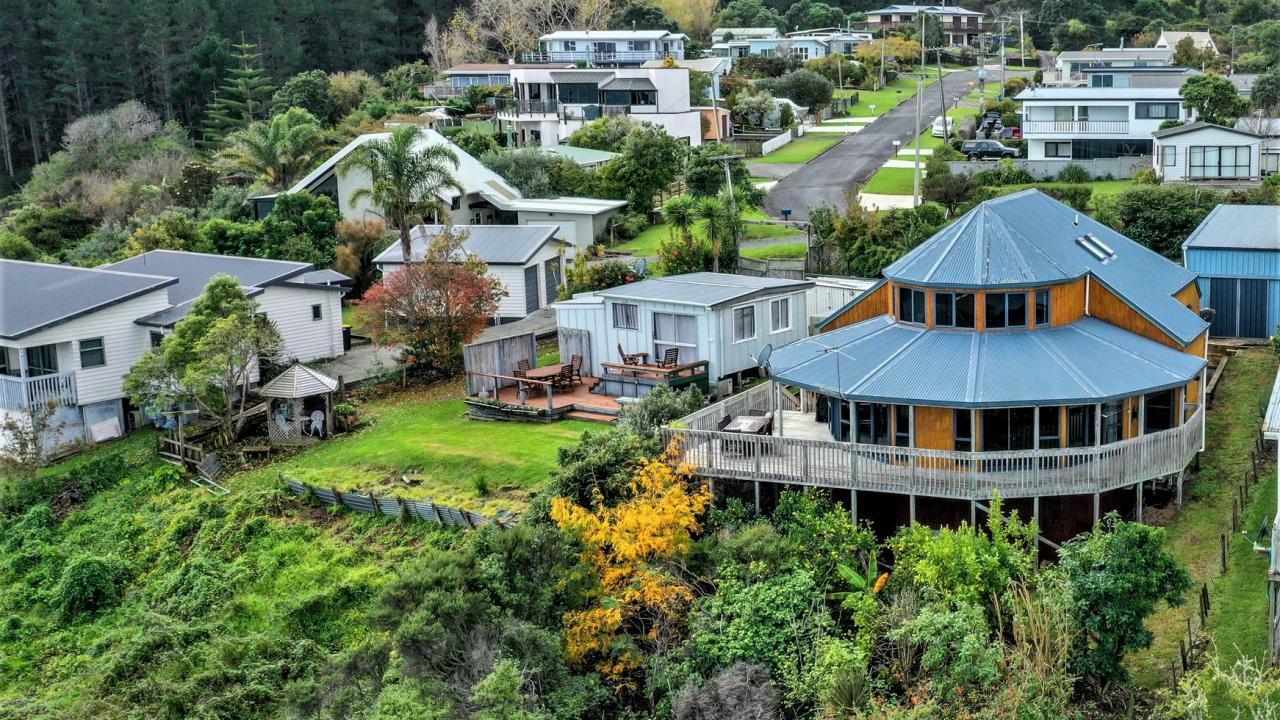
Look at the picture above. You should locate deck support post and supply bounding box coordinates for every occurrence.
[909,493,916,525]
[1176,469,1184,507]
[754,481,761,511]
[1093,492,1101,526]
[970,499,976,527]
[1136,480,1144,523]
[850,489,858,525]
[1033,496,1041,564]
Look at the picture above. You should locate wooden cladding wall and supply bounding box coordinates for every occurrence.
[1087,281,1183,350]
[1051,277,1086,326]
[823,282,890,331]
[1175,281,1200,313]
[914,405,954,451]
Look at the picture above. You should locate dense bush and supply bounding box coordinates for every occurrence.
[1131,167,1160,185]
[1094,184,1222,259]
[1056,163,1091,183]
[560,257,638,299]
[972,159,1036,186]
[55,555,128,617]
[1041,184,1093,211]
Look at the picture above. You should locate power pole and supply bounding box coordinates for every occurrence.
[913,11,925,207]
[707,154,745,273]
[879,26,886,89]
[937,47,947,139]
[999,16,1009,91]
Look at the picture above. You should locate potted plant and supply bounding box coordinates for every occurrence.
[334,401,358,428]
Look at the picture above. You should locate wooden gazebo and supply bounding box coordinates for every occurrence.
[259,364,339,446]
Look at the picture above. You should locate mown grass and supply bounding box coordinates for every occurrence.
[1128,348,1278,710]
[614,208,802,257]
[741,242,807,260]
[837,68,942,117]
[863,166,919,195]
[754,136,841,164]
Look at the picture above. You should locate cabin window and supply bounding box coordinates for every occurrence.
[1035,290,1051,326]
[897,287,926,325]
[985,292,1027,329]
[612,303,639,329]
[1038,408,1060,449]
[653,312,697,366]
[981,407,1035,451]
[1101,400,1124,444]
[770,298,791,333]
[0,349,10,376]
[732,306,756,342]
[311,304,323,321]
[934,292,975,328]
[855,402,891,445]
[953,410,972,452]
[25,345,58,377]
[1189,146,1251,179]
[893,405,911,447]
[150,331,165,348]
[1143,388,1176,433]
[1161,145,1176,167]
[1066,404,1095,447]
[1045,142,1071,159]
[1135,102,1180,119]
[78,338,106,368]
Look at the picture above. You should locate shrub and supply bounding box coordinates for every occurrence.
[972,159,1035,186]
[55,555,128,617]
[1132,167,1161,185]
[1041,184,1092,211]
[1056,164,1090,183]
[560,256,637,298]
[0,232,40,261]
[611,210,649,241]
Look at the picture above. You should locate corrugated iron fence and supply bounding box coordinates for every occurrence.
[281,475,510,529]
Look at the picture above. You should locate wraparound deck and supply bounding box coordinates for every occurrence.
[664,382,1205,501]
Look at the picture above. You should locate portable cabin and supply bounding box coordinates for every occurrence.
[1183,204,1280,339]
[373,224,568,323]
[553,273,812,389]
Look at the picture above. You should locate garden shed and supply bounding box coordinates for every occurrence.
[1183,204,1280,339]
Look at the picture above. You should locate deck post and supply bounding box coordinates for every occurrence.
[1176,469,1184,507]
[909,493,916,525]
[754,480,761,511]
[1136,480,1144,523]
[1093,492,1101,526]
[970,499,976,527]
[850,489,858,525]
[1033,496,1041,564]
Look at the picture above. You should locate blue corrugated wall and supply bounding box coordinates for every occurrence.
[1186,247,1280,338]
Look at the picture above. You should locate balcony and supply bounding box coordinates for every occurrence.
[521,50,677,64]
[1022,120,1130,135]
[0,371,78,412]
[496,99,560,118]
[663,383,1204,500]
[421,84,468,98]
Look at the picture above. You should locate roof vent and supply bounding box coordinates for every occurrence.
[1076,233,1116,263]
[1073,213,1079,226]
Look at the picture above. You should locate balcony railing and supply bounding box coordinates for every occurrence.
[496,99,560,117]
[521,50,678,64]
[0,371,78,411]
[663,382,1205,500]
[1022,120,1130,135]
[421,84,468,98]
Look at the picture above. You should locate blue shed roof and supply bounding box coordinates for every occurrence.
[1183,204,1280,251]
[883,190,1205,345]
[771,315,1206,408]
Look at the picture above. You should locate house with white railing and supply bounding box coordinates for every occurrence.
[523,30,687,66]
[664,190,1209,548]
[0,254,348,452]
[1016,85,1194,161]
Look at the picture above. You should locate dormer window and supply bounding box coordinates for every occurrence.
[897,287,926,325]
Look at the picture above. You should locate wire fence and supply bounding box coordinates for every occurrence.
[281,475,511,529]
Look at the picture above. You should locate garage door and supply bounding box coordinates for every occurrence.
[1208,278,1238,337]
[1239,279,1269,338]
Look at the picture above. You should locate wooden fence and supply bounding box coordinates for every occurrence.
[558,327,592,375]
[462,331,538,396]
[738,256,806,280]
[282,475,510,529]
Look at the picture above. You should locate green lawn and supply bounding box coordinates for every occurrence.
[614,208,803,257]
[272,379,591,513]
[462,119,495,133]
[741,242,807,260]
[863,166,920,195]
[1128,349,1278,713]
[755,136,841,164]
[837,68,942,118]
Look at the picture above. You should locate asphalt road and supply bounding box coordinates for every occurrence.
[764,68,985,221]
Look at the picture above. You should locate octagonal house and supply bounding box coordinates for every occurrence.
[666,190,1209,547]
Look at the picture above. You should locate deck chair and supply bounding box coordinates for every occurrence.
[570,355,583,383]
[618,343,646,365]
[517,358,531,372]
[554,365,575,391]
[658,347,680,368]
[305,410,325,437]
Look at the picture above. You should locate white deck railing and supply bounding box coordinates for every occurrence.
[0,371,78,411]
[664,383,1205,500]
[1022,120,1130,135]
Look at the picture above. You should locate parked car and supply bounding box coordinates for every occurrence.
[999,126,1022,140]
[961,139,1019,160]
[931,115,953,138]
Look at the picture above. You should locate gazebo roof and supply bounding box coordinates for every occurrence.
[259,363,339,399]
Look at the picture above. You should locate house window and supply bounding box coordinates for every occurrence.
[653,312,697,366]
[953,410,972,452]
[1188,146,1251,179]
[897,287,926,325]
[1035,290,1050,326]
[1038,407,1060,449]
[1090,74,1114,88]
[732,306,756,342]
[1101,400,1124,444]
[612,303,639,329]
[150,331,164,348]
[933,292,975,328]
[0,348,10,376]
[78,338,106,368]
[25,345,58,377]
[1263,151,1280,176]
[855,402,890,445]
[985,292,1028,329]
[1066,404,1095,447]
[770,298,791,333]
[893,404,911,447]
[557,83,599,104]
[1135,102,1180,119]
[1144,388,1176,433]
[1161,145,1176,167]
[981,407,1035,451]
[1045,142,1071,158]
[563,41,577,51]
[311,304,323,321]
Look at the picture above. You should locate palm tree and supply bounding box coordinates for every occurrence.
[338,125,461,264]
[219,108,324,189]
[660,194,698,242]
[696,195,738,273]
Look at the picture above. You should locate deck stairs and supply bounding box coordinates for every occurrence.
[193,453,230,496]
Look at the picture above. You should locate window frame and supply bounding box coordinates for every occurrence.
[611,302,639,330]
[1034,289,1051,326]
[1161,144,1176,167]
[311,304,323,322]
[150,331,165,348]
[769,297,792,334]
[984,291,1029,329]
[1188,145,1252,179]
[78,337,106,369]
[731,304,757,344]
[953,409,972,452]
[1045,141,1072,159]
[897,286,926,326]
[1135,102,1180,120]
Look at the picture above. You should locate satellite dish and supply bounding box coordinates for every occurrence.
[752,343,773,377]
[634,258,647,277]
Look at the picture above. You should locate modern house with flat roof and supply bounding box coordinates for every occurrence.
[859,5,988,47]
[1183,204,1280,339]
[1,253,347,451]
[495,66,704,147]
[1047,48,1174,85]
[1152,121,1274,183]
[665,191,1209,546]
[707,27,872,59]
[373,224,568,323]
[522,30,687,66]
[274,128,625,255]
[1016,85,1194,160]
[425,63,575,98]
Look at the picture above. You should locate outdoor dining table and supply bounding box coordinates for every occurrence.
[723,414,771,434]
[524,363,565,382]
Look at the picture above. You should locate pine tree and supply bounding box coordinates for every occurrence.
[203,34,273,142]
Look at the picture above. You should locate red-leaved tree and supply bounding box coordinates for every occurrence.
[357,228,505,376]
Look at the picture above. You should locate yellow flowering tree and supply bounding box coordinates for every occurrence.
[551,441,712,691]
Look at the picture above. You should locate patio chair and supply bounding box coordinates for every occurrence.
[658,348,680,369]
[570,355,583,383]
[517,359,531,373]
[554,365,575,391]
[305,410,325,437]
[618,343,646,366]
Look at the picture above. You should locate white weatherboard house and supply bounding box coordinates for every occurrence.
[1017,86,1194,161]
[553,273,813,385]
[0,253,346,450]
[1152,121,1274,182]
[373,224,568,322]
[523,30,688,66]
[1156,30,1218,54]
[496,66,704,148]
[279,128,625,256]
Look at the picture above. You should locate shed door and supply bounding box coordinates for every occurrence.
[524,266,540,315]
[544,258,560,305]
[1238,279,1269,339]
[1208,278,1238,337]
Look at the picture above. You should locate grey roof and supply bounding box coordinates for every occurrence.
[1183,205,1280,251]
[133,287,266,328]
[259,363,339,398]
[0,260,176,340]
[105,250,312,305]
[1016,86,1183,101]
[1057,48,1173,62]
[884,190,1205,345]
[594,272,812,308]
[772,316,1206,408]
[1152,121,1259,139]
[295,269,353,286]
[374,225,564,266]
[549,71,615,85]
[601,77,657,91]
[866,4,985,16]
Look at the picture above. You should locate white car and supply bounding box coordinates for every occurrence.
[931,115,953,138]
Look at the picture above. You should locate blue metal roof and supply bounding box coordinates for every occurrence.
[884,190,1206,345]
[772,315,1206,408]
[1183,204,1280,251]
